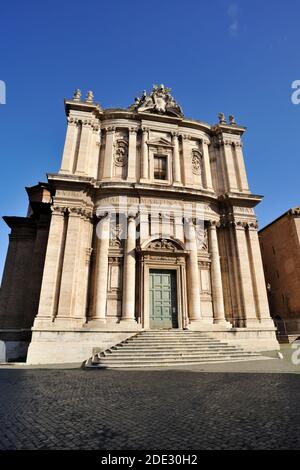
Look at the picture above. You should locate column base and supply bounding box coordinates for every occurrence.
[85,319,107,328]
[188,319,215,331]
[213,319,232,328]
[259,318,277,328]
[119,318,137,326]
[245,319,264,328]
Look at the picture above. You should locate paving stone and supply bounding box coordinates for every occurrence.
[0,369,300,450]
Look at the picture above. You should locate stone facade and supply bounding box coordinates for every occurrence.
[0,85,278,363]
[259,207,300,341]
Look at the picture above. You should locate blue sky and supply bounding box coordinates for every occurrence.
[0,0,299,278]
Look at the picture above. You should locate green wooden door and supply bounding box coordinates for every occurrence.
[149,270,178,329]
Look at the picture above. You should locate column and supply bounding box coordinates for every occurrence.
[140,127,149,181]
[208,221,229,325]
[34,206,66,324]
[182,134,193,186]
[221,139,239,192]
[102,127,115,180]
[185,218,202,321]
[59,118,79,174]
[127,128,137,181]
[234,142,250,192]
[92,215,110,322]
[247,224,274,326]
[172,132,182,184]
[75,121,92,175]
[202,139,213,191]
[234,222,259,326]
[121,214,137,322]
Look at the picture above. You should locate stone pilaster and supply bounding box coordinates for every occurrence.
[174,214,184,242]
[59,118,80,174]
[74,213,93,322]
[234,222,259,326]
[139,210,149,244]
[127,128,137,181]
[54,208,84,324]
[171,132,182,185]
[102,127,115,180]
[121,214,137,323]
[185,218,202,322]
[234,142,250,192]
[140,127,149,181]
[208,221,230,326]
[88,126,101,179]
[222,139,239,192]
[33,207,67,325]
[247,224,274,326]
[91,215,110,323]
[202,139,213,191]
[75,121,93,175]
[181,134,193,187]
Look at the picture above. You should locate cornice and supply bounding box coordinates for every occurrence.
[218,192,263,208]
[64,99,103,118]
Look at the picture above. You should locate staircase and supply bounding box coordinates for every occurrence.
[85,330,267,369]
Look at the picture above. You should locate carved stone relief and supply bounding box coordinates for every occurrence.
[113,139,128,167]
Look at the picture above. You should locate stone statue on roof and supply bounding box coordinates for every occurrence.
[129,84,183,117]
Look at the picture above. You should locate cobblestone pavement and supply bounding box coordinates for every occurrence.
[1,368,300,450]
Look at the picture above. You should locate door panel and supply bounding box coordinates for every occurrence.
[149,270,177,329]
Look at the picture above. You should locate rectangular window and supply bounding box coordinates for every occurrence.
[154,155,167,180]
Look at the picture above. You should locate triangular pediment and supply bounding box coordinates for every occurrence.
[147,137,173,147]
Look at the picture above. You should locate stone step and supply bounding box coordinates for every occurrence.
[111,346,247,352]
[125,339,226,344]
[138,332,211,336]
[85,330,265,369]
[98,353,260,360]
[89,356,266,368]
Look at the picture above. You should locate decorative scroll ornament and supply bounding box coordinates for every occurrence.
[114,139,128,167]
[128,84,183,118]
[148,238,180,252]
[192,150,203,175]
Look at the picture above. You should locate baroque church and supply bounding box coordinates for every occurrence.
[0,85,278,364]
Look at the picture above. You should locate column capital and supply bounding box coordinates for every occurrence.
[233,220,248,230]
[67,207,93,220]
[67,116,79,126]
[128,210,139,221]
[233,141,243,148]
[207,219,220,228]
[51,206,67,216]
[171,131,179,138]
[129,127,138,134]
[248,221,259,230]
[104,126,116,132]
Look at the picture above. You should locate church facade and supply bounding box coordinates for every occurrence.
[0,86,278,363]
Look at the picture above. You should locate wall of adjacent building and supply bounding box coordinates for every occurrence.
[259,214,300,335]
